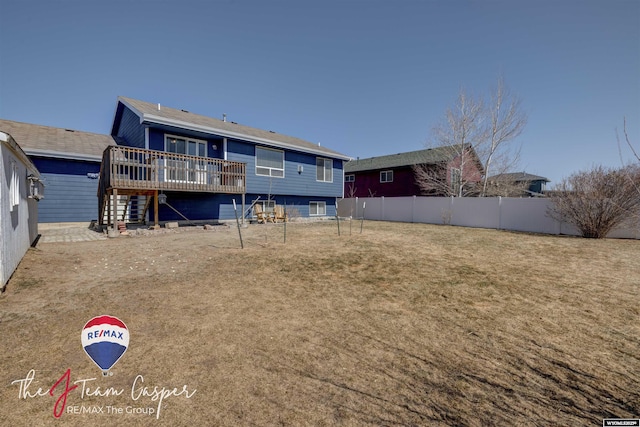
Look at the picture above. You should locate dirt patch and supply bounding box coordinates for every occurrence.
[1,221,639,426]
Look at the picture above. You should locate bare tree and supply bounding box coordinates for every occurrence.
[617,117,640,163]
[548,165,640,238]
[415,89,486,197]
[414,162,453,197]
[481,77,528,196]
[345,183,357,218]
[413,153,481,197]
[617,118,640,229]
[417,78,527,197]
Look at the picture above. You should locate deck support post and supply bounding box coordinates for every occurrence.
[112,188,118,235]
[107,190,112,228]
[154,190,159,228]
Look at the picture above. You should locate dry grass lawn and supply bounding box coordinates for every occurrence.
[1,220,639,426]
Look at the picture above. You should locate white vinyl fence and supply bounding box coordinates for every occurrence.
[337,196,640,239]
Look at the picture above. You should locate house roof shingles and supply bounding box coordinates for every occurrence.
[344,146,468,173]
[0,119,115,161]
[488,172,550,183]
[117,96,351,160]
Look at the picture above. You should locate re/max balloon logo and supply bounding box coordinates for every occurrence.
[81,315,130,375]
[86,329,126,340]
[10,315,196,420]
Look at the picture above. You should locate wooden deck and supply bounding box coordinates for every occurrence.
[100,145,246,193]
[97,146,246,227]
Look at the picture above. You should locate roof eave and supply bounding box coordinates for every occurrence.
[1,132,40,176]
[25,148,103,162]
[142,113,350,160]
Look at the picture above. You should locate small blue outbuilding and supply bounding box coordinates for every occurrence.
[0,119,114,223]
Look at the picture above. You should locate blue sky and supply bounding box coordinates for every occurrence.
[0,0,638,185]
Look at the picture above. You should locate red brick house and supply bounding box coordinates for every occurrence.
[343,145,484,197]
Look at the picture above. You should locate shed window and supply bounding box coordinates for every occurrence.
[380,170,393,183]
[256,147,284,177]
[10,162,19,210]
[309,201,326,216]
[316,158,333,182]
[345,174,355,182]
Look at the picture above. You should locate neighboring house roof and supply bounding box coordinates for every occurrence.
[344,145,481,173]
[114,96,351,160]
[488,172,550,183]
[0,131,40,177]
[0,119,115,161]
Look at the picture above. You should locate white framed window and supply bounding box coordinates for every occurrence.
[309,201,326,216]
[256,146,284,177]
[380,170,393,183]
[316,158,333,182]
[10,161,20,210]
[165,134,207,157]
[345,174,355,183]
[164,134,208,183]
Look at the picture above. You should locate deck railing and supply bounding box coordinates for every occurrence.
[99,146,246,194]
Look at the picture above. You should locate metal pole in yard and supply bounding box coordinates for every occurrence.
[233,199,244,249]
[360,201,366,234]
[283,202,287,244]
[336,212,341,236]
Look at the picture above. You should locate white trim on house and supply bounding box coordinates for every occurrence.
[223,137,228,161]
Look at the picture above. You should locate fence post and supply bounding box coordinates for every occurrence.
[412,195,416,223]
[449,195,454,225]
[497,196,502,230]
[381,196,385,220]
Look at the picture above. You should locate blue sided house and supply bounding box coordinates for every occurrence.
[103,97,351,227]
[0,118,114,223]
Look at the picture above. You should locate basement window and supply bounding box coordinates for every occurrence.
[309,201,326,216]
[255,199,276,214]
